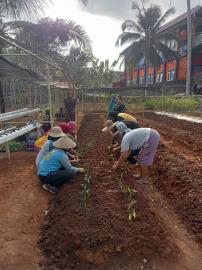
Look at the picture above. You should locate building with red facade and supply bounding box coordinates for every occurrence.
[125,5,202,87]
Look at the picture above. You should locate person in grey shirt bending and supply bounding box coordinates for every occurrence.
[113,127,160,184]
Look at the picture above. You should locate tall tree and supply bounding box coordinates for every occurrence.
[0,0,52,19]
[12,18,90,54]
[0,0,52,113]
[116,2,178,86]
[63,47,113,88]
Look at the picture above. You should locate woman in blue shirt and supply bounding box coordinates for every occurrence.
[38,135,85,193]
[35,126,65,167]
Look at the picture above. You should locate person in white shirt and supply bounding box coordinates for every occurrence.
[113,124,160,184]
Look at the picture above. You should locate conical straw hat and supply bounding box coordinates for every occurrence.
[49,126,66,137]
[53,135,76,149]
[102,120,116,132]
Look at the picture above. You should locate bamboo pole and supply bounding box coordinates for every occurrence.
[46,64,54,127]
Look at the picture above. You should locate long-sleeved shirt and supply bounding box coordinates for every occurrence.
[37,149,79,176]
[35,140,53,167]
[113,104,125,113]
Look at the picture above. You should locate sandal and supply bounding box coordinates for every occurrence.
[136,177,151,185]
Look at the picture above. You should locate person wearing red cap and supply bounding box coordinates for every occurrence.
[59,121,77,140]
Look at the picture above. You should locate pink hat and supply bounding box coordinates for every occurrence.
[68,121,77,135]
[59,122,76,136]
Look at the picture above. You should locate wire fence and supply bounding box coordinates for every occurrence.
[1,80,202,118]
[0,76,70,117]
[76,88,202,117]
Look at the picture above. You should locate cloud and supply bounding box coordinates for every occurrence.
[79,0,200,21]
[79,0,134,20]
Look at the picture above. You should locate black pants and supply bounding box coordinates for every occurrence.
[127,149,141,164]
[39,169,76,188]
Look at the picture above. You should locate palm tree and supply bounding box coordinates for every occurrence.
[0,0,91,112]
[116,2,178,86]
[0,0,53,113]
[11,18,91,53]
[0,0,52,19]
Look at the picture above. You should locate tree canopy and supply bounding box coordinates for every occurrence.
[63,47,113,88]
[116,2,178,70]
[0,0,52,19]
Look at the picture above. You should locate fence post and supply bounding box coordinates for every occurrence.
[82,89,84,114]
[161,87,164,112]
[170,88,173,96]
[144,89,147,97]
[46,63,53,128]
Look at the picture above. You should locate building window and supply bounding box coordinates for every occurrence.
[167,69,176,81]
[156,73,164,83]
[139,76,145,85]
[156,73,163,83]
[132,79,137,85]
[147,74,154,84]
[127,79,131,86]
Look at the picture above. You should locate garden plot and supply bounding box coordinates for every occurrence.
[40,113,202,270]
[137,112,202,166]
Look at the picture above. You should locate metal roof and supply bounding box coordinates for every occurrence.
[160,5,201,33]
[0,55,45,84]
[0,56,74,89]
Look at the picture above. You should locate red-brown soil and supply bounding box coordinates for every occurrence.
[136,112,202,166]
[0,112,201,270]
[136,112,202,247]
[0,152,50,270]
[39,113,202,270]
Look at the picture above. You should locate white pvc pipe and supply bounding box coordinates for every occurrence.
[0,108,28,117]
[0,108,40,122]
[0,122,41,145]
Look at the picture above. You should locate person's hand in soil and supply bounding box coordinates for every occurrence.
[71,159,80,164]
[112,146,120,153]
[78,168,85,173]
[113,150,130,170]
[112,161,120,170]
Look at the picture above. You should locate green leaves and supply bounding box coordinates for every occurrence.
[80,173,91,208]
[13,18,91,55]
[0,0,53,19]
[115,3,177,69]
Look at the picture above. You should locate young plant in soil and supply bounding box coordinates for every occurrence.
[116,174,137,221]
[77,138,96,155]
[126,187,137,221]
[80,173,91,208]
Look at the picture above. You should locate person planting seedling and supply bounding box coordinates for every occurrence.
[102,120,140,164]
[112,123,160,184]
[37,135,85,193]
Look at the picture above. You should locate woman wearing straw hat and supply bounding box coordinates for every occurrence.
[37,135,85,193]
[35,126,66,167]
[112,125,160,184]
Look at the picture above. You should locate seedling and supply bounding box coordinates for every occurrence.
[116,173,124,192]
[78,138,96,155]
[80,173,91,208]
[126,187,137,221]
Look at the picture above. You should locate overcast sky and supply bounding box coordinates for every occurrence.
[45,0,201,67]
